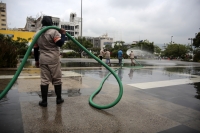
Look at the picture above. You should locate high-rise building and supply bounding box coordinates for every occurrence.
[0,2,7,30]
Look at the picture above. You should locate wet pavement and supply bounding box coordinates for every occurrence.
[0,58,200,133]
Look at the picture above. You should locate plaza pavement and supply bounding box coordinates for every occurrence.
[0,59,200,133]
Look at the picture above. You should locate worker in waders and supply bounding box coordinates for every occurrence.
[34,16,66,107]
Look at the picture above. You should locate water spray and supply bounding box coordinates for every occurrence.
[126,48,143,67]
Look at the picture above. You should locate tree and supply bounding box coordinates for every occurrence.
[0,34,18,68]
[114,41,125,46]
[65,37,93,58]
[154,45,161,55]
[131,41,154,54]
[193,32,200,48]
[105,44,112,50]
[112,42,128,58]
[163,43,189,59]
[90,47,100,57]
[13,37,31,57]
[193,50,200,62]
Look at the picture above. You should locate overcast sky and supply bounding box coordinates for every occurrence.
[4,0,200,47]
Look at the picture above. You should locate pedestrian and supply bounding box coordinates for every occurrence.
[34,16,66,107]
[104,49,111,66]
[118,49,123,66]
[158,55,161,60]
[129,51,135,66]
[99,49,104,60]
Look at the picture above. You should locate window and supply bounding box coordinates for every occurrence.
[71,26,74,30]
[67,31,74,36]
[53,21,59,26]
[31,25,35,27]
[1,24,6,26]
[1,14,5,17]
[1,19,6,21]
[75,25,79,29]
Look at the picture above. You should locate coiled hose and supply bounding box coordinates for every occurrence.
[0,26,123,109]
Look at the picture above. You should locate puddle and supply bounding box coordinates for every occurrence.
[1,59,200,103]
[36,89,82,98]
[20,60,144,68]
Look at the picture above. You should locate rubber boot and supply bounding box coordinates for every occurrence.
[39,85,48,107]
[54,85,64,104]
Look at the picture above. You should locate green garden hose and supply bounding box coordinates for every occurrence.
[134,59,143,67]
[0,26,123,109]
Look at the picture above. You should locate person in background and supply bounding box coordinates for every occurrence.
[104,49,111,66]
[129,51,136,66]
[34,16,66,107]
[99,49,104,60]
[118,49,123,66]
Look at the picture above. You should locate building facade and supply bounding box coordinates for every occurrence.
[0,2,7,30]
[1,6,114,48]
[24,13,114,49]
[60,13,81,40]
[85,33,113,49]
[24,13,81,39]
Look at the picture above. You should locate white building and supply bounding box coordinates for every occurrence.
[24,13,113,48]
[60,13,81,40]
[25,12,81,38]
[85,33,113,49]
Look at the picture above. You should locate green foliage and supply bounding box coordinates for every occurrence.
[111,49,118,58]
[65,37,93,58]
[14,37,30,56]
[62,51,79,58]
[112,43,128,58]
[90,47,100,57]
[193,32,200,48]
[154,45,161,54]
[114,41,125,46]
[0,34,18,68]
[105,45,112,51]
[0,34,30,68]
[163,43,190,59]
[131,41,154,54]
[193,49,200,62]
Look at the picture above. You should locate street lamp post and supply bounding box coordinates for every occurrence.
[188,38,193,52]
[81,0,82,38]
[171,36,173,44]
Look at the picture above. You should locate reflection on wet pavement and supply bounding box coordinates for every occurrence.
[1,59,200,133]
[194,82,200,100]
